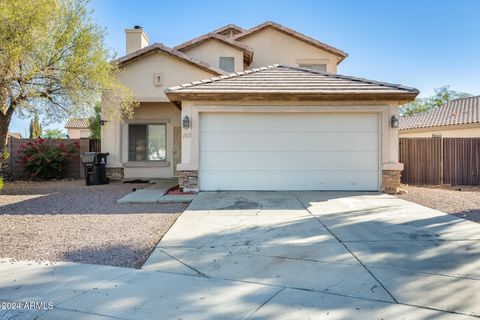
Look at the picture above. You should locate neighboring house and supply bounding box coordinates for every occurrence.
[65,118,91,139]
[7,132,22,139]
[400,96,480,137]
[102,21,418,193]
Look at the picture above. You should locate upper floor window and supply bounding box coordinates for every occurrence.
[299,64,327,72]
[219,57,235,72]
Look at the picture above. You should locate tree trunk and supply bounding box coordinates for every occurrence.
[0,108,14,173]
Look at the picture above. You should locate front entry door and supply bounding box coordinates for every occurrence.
[173,126,182,176]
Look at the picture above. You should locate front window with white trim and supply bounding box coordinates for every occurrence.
[128,124,166,161]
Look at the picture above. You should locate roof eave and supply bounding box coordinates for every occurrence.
[175,35,254,66]
[165,91,419,104]
[115,44,225,76]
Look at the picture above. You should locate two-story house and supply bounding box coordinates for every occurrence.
[102,21,418,193]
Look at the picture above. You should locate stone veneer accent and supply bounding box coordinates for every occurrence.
[106,167,124,180]
[382,170,401,194]
[178,170,198,192]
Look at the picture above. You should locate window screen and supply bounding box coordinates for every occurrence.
[219,57,235,72]
[128,124,166,161]
[299,64,327,72]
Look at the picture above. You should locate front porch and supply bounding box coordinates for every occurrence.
[102,101,183,181]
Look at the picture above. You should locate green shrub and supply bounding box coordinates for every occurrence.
[19,138,79,180]
[0,177,3,191]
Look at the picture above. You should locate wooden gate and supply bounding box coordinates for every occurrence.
[443,138,480,185]
[89,139,101,152]
[399,137,442,185]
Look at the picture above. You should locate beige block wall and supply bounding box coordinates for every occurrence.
[67,128,90,139]
[101,102,181,179]
[237,27,339,73]
[116,52,218,102]
[177,101,402,183]
[180,39,245,72]
[399,124,480,138]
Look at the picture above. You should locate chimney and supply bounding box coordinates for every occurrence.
[125,26,150,55]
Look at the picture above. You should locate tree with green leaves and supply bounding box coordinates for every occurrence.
[400,86,472,116]
[0,0,136,171]
[88,103,101,139]
[43,129,67,139]
[29,114,42,138]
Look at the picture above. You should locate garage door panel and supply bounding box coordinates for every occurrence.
[201,132,378,152]
[201,113,378,132]
[199,171,379,191]
[200,151,379,171]
[199,113,379,191]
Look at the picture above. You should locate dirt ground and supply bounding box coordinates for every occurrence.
[397,185,480,223]
[0,180,188,268]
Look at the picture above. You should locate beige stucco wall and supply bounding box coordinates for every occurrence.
[177,101,403,186]
[180,39,244,72]
[237,27,339,73]
[67,128,90,139]
[116,51,218,102]
[399,124,480,138]
[102,51,218,178]
[102,102,181,179]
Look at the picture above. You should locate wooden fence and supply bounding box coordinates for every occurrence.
[399,137,480,185]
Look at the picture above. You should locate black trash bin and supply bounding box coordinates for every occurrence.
[81,152,110,186]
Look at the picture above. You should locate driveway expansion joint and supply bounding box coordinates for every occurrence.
[291,192,400,304]
[157,248,208,278]
[244,287,286,320]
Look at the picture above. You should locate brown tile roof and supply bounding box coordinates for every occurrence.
[65,118,90,129]
[400,96,480,130]
[165,64,418,102]
[174,33,254,65]
[115,43,225,75]
[211,24,245,35]
[234,21,348,63]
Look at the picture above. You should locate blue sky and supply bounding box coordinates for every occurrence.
[9,0,480,135]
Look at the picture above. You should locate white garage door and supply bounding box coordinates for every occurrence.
[199,113,379,191]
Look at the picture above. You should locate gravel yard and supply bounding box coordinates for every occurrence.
[0,180,188,268]
[397,185,480,223]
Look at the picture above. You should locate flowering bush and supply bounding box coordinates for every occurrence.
[18,138,79,180]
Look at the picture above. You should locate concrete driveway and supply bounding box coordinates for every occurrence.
[2,192,480,319]
[144,191,480,319]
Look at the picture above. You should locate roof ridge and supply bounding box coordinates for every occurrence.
[174,32,253,54]
[233,21,348,62]
[116,42,226,76]
[448,95,479,103]
[210,24,245,34]
[401,95,480,119]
